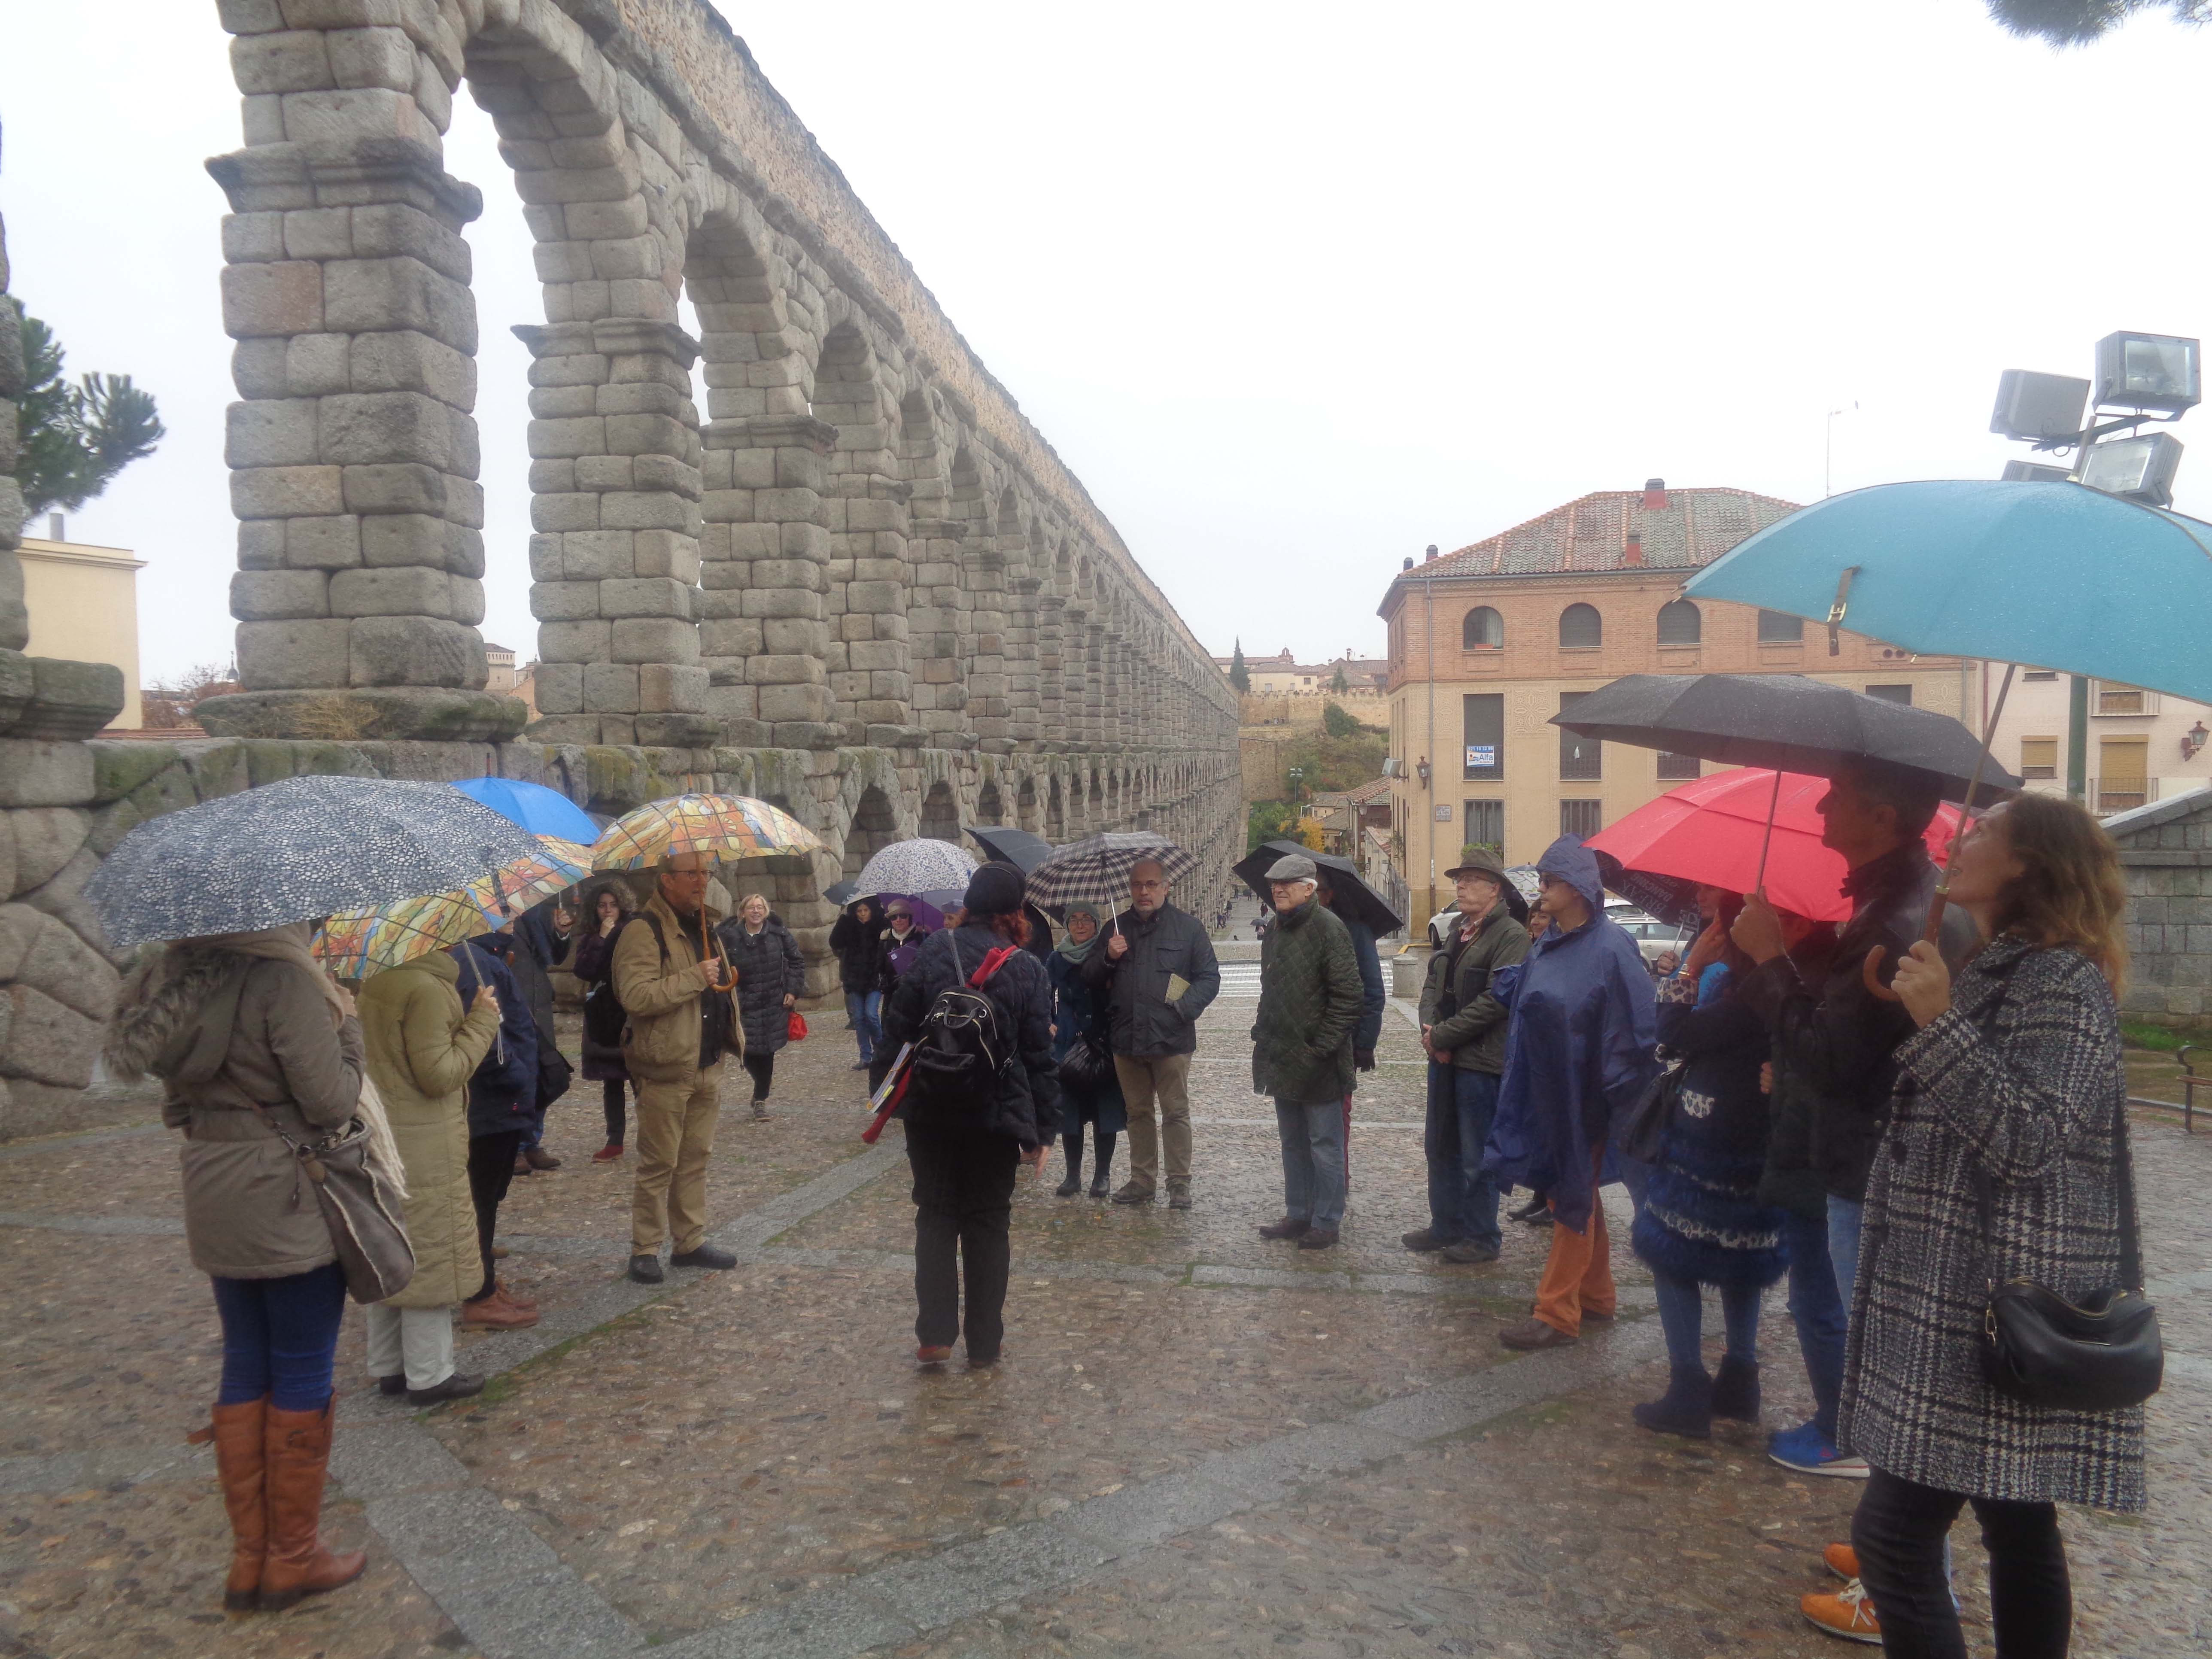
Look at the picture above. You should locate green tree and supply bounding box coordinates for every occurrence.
[1321,701,1380,740]
[1278,722,1386,793]
[1986,0,2208,43]
[12,310,165,517]
[1228,639,1249,694]
[1330,664,1349,695]
[1247,799,1297,850]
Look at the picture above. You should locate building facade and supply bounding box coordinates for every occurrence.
[1378,481,1981,921]
[1981,669,2212,817]
[18,524,144,731]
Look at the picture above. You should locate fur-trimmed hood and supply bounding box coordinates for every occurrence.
[104,947,242,1083]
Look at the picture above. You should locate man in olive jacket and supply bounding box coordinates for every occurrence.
[1409,849,1529,1264]
[1079,857,1221,1208]
[1251,855,1365,1250]
[615,854,744,1284]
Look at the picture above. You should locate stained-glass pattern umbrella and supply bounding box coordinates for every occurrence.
[86,776,542,950]
[591,794,822,869]
[315,836,594,978]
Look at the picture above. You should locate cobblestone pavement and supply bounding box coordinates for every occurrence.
[3,963,2206,1659]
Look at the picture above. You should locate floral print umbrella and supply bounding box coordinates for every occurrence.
[591,794,823,869]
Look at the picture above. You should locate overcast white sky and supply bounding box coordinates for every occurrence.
[6,0,2210,683]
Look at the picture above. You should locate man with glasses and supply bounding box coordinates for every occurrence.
[1082,858,1221,1208]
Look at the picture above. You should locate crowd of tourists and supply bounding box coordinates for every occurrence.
[103,764,2145,1657]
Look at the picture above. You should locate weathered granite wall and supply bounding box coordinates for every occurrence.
[2106,787,2212,1027]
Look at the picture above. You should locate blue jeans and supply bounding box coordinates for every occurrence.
[1651,1270,1761,1376]
[1275,1097,1346,1232]
[1828,1193,1864,1309]
[1784,1208,1848,1439]
[210,1262,348,1412]
[1423,1063,1502,1250]
[846,990,882,1064]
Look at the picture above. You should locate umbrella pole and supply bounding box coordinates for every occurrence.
[1752,767,1784,894]
[1863,662,2018,999]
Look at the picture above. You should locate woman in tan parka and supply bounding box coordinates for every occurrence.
[355,948,501,1404]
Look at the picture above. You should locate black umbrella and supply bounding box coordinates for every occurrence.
[1550,674,2018,801]
[86,775,544,950]
[1233,840,1405,938]
[825,879,859,907]
[964,824,1054,875]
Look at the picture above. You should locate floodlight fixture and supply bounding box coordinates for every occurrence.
[2093,332,2200,415]
[1990,370,2090,442]
[2000,459,2074,483]
[2077,431,2183,506]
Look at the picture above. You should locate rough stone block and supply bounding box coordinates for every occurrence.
[350,328,476,407]
[6,808,88,898]
[530,579,601,622]
[581,662,640,714]
[537,620,611,663]
[740,589,823,621]
[320,391,456,469]
[0,983,100,1087]
[220,260,322,338]
[604,412,687,458]
[225,399,320,469]
[232,465,344,519]
[0,740,96,810]
[532,660,583,714]
[574,455,634,492]
[322,256,476,354]
[531,492,599,533]
[599,577,691,620]
[348,615,478,687]
[341,462,445,516]
[609,618,698,665]
[638,663,706,714]
[230,567,332,621]
[600,491,693,532]
[757,683,830,723]
[278,514,362,570]
[18,911,120,1022]
[449,577,484,626]
[329,565,452,618]
[698,618,761,659]
[358,512,440,567]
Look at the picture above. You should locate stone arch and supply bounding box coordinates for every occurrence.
[1017,774,1039,833]
[976,779,1004,823]
[843,783,898,878]
[1047,774,1066,840]
[919,779,959,842]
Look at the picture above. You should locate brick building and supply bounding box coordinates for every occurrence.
[1377,480,1984,921]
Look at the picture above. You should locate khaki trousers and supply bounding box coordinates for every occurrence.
[631,1064,723,1255]
[1112,1052,1194,1191]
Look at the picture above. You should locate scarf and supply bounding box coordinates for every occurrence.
[1055,905,1102,964]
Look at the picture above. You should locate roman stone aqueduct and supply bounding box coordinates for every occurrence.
[0,0,1240,1136]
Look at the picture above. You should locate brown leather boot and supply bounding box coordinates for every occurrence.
[187,1397,267,1611]
[258,1398,366,1610]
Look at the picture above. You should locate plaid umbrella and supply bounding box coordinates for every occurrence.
[1027,832,1198,912]
[314,836,593,978]
[851,839,978,902]
[592,793,823,869]
[86,776,543,950]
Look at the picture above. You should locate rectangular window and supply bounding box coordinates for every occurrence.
[1560,799,1603,839]
[2095,682,2155,716]
[1463,693,1503,780]
[2019,737,2058,780]
[1465,799,1504,853]
[2099,736,2148,811]
[1866,684,1913,705]
[2024,670,2058,681]
[1558,691,1601,779]
[1656,750,1702,780]
[1757,609,1805,643]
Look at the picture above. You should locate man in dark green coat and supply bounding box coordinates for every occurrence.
[1250,854,1364,1250]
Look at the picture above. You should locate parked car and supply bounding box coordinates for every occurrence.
[1606,903,1693,968]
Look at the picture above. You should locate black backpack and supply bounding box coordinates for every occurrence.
[907,933,1019,1111]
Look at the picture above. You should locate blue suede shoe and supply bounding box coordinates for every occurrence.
[1767,1419,1870,1478]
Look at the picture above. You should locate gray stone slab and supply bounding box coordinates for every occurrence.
[438,1567,643,1659]
[0,1442,206,1495]
[1194,1421,1414,1502]
[652,1585,916,1659]
[863,1520,1113,1631]
[1191,1263,1352,1291]
[0,1450,91,1496]
[0,1209,183,1236]
[327,1421,470,1498]
[364,1484,565,1600]
[0,1122,162,1160]
[1054,1470,1246,1549]
[496,1230,623,1261]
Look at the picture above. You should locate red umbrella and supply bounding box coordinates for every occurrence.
[1588,769,1967,924]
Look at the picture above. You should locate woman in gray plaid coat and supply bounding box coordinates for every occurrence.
[1841,793,2144,1658]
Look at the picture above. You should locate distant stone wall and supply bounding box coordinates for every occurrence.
[2106,787,2212,1026]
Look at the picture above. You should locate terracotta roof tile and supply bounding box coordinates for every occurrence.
[1392,486,1799,592]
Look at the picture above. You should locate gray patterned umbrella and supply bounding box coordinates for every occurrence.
[1027,832,1200,911]
[87,775,545,949]
[851,838,978,902]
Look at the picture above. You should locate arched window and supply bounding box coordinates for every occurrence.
[1656,599,1701,646]
[1559,602,1602,649]
[1757,608,1805,643]
[1462,606,1503,650]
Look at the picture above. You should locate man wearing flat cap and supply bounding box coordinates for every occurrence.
[1250,853,1364,1250]
[615,852,744,1284]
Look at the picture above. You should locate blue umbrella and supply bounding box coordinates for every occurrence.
[1683,479,2212,702]
[450,776,600,842]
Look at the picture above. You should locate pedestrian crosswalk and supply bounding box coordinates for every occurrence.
[1216,962,1262,997]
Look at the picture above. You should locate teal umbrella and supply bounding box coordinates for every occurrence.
[1683,479,2212,702]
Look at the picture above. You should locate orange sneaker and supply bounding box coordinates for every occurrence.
[916,1344,953,1365]
[1802,1581,1881,1644]
[1824,1543,1861,1582]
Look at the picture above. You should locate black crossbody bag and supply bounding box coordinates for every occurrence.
[1964,973,2163,1412]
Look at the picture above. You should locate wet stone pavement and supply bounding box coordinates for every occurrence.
[2,946,2207,1659]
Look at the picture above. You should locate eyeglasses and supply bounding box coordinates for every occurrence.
[1131,879,1166,891]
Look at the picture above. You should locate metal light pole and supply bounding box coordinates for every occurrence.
[1825,402,1857,498]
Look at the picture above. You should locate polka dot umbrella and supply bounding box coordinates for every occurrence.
[85,775,545,951]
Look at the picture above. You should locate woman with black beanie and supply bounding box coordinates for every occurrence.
[875,861,1060,1366]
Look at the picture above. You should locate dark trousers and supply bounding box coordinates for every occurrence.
[1852,1465,2071,1659]
[466,1128,525,1302]
[905,1124,1018,1358]
[602,1078,629,1146]
[1423,1063,1502,1249]
[743,1052,775,1102]
[210,1262,348,1412]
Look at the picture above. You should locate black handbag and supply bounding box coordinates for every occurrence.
[1057,1032,1114,1090]
[1966,976,2162,1412]
[1615,1056,1683,1167]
